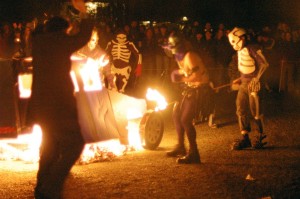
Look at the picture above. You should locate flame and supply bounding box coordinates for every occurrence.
[18,73,32,98]
[146,88,167,111]
[19,55,109,94]
[71,55,84,61]
[97,54,109,67]
[23,57,33,62]
[70,71,79,92]
[79,139,126,164]
[79,58,103,91]
[126,108,144,150]
[0,124,42,163]
[71,55,109,92]
[1,55,149,165]
[0,124,136,165]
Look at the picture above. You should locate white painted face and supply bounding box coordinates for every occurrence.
[116,33,127,44]
[228,27,246,51]
[88,31,99,50]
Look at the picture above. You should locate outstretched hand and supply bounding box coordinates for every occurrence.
[72,0,87,13]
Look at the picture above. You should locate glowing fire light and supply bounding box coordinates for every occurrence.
[78,139,126,164]
[70,71,80,92]
[70,55,109,92]
[24,57,33,62]
[127,108,144,150]
[0,124,42,163]
[18,73,33,98]
[79,58,103,91]
[2,54,153,164]
[146,88,167,111]
[97,54,109,67]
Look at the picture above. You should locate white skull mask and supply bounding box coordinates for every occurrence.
[228,27,246,51]
[116,33,127,44]
[88,31,99,50]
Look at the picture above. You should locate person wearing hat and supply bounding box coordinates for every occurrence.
[166,31,210,164]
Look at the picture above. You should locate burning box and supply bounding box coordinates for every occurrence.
[75,88,147,144]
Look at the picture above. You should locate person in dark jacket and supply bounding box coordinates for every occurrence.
[28,0,93,198]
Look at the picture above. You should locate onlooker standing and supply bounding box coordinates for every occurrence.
[214,29,234,86]
[279,31,298,93]
[260,31,280,92]
[155,24,171,82]
[0,23,15,58]
[140,27,156,84]
[99,23,114,49]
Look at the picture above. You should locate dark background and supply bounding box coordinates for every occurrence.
[128,0,300,27]
[0,0,300,29]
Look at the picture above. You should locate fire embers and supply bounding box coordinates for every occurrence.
[76,139,130,165]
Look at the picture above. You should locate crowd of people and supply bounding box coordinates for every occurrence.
[94,20,300,92]
[2,18,300,93]
[1,2,300,197]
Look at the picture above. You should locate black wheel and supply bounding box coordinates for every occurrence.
[140,111,164,150]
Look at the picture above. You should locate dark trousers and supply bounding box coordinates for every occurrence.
[236,82,264,134]
[173,87,199,152]
[35,112,84,199]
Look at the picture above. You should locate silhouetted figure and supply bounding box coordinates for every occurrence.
[28,1,93,198]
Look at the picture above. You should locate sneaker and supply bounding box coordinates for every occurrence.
[166,145,186,157]
[177,151,201,164]
[231,134,252,150]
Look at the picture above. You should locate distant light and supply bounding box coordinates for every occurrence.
[182,16,188,22]
[141,21,151,26]
[86,2,109,15]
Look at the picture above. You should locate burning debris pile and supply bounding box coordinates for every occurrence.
[0,128,141,165]
[77,140,137,165]
[0,125,41,163]
[0,125,144,165]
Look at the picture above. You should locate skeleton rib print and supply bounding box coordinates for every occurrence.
[111,44,131,62]
[238,48,255,74]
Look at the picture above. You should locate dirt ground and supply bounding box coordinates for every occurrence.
[0,91,300,199]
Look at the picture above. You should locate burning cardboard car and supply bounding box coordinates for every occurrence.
[70,56,165,150]
[1,56,165,154]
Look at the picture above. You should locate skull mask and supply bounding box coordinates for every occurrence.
[228,27,246,51]
[88,30,99,50]
[116,33,127,44]
[168,31,185,55]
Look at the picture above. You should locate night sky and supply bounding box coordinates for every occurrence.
[0,0,299,29]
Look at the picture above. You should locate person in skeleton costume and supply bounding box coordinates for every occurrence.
[166,31,210,164]
[228,27,269,150]
[76,28,115,89]
[105,29,142,93]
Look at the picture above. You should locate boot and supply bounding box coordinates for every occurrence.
[176,150,201,164]
[252,134,267,149]
[231,133,251,150]
[166,145,186,157]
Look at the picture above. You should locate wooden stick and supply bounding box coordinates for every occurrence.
[213,83,232,90]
